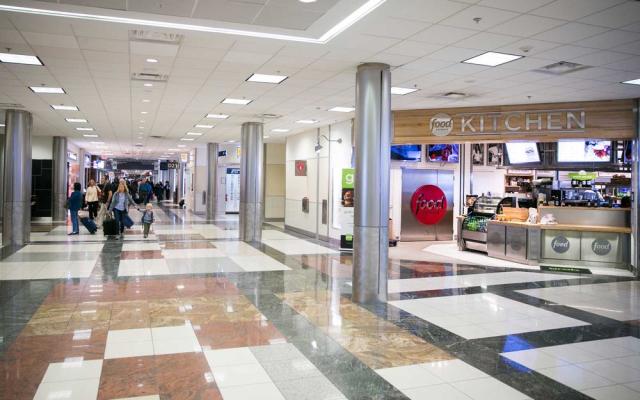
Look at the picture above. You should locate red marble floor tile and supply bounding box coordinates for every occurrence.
[98,356,159,400]
[156,234,206,241]
[172,277,240,297]
[0,355,49,400]
[195,320,285,350]
[4,329,107,363]
[43,280,89,304]
[163,241,216,249]
[120,250,165,260]
[154,353,222,400]
[297,254,353,278]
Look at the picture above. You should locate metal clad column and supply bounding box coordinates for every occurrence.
[353,63,391,304]
[52,136,68,223]
[0,129,4,222]
[2,110,32,246]
[239,122,264,242]
[78,148,86,187]
[633,99,639,277]
[207,143,219,220]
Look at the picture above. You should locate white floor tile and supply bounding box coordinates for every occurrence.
[113,395,161,400]
[376,364,443,389]
[614,355,640,369]
[34,261,95,279]
[0,262,46,280]
[42,360,103,383]
[403,383,473,400]
[214,241,264,256]
[260,230,297,240]
[538,365,613,390]
[212,363,273,388]
[204,347,258,368]
[262,239,338,255]
[219,382,286,400]
[420,360,489,383]
[229,255,290,272]
[540,344,603,364]
[452,377,531,400]
[107,328,152,343]
[117,259,170,277]
[34,378,100,400]
[153,338,202,355]
[500,349,569,370]
[583,385,640,400]
[624,380,640,392]
[162,248,225,259]
[104,340,154,359]
[151,324,198,341]
[577,359,640,383]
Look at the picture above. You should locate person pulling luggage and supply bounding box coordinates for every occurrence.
[67,182,83,235]
[108,181,139,240]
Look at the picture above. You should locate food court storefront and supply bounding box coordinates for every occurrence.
[391,99,639,275]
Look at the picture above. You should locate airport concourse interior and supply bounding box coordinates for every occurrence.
[1,1,640,400]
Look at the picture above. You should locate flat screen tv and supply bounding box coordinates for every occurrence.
[427,144,459,163]
[557,140,611,163]
[390,144,422,161]
[505,142,540,164]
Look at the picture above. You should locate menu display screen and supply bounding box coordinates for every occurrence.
[391,144,422,161]
[557,140,611,163]
[505,142,540,164]
[427,144,459,163]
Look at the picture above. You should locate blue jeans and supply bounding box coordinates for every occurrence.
[113,209,126,234]
[70,209,79,233]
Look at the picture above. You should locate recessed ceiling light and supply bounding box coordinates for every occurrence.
[0,52,43,65]
[299,0,317,3]
[206,113,229,119]
[0,123,5,127]
[263,135,270,138]
[222,98,252,105]
[142,99,150,103]
[90,141,104,144]
[391,86,418,95]
[462,51,522,67]
[51,104,78,111]
[329,106,355,113]
[177,144,186,147]
[186,132,202,136]
[141,111,148,114]
[168,148,180,151]
[247,73,288,84]
[0,1,385,44]
[76,127,94,131]
[83,134,99,138]
[195,124,214,129]
[146,58,158,63]
[65,118,87,123]
[139,126,145,129]
[272,129,290,133]
[296,119,317,124]
[143,83,153,87]
[181,138,195,141]
[29,86,64,94]
[622,78,640,85]
[226,140,236,143]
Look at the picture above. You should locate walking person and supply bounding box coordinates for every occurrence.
[141,203,155,238]
[85,179,101,220]
[164,181,171,201]
[67,182,83,235]
[139,178,153,205]
[108,181,138,239]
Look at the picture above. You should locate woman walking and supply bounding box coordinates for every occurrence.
[108,181,138,239]
[85,179,101,220]
[67,182,83,235]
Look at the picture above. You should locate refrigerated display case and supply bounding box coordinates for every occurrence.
[458,195,502,252]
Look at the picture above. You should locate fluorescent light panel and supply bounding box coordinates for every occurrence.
[206,114,229,119]
[76,127,94,131]
[30,86,64,94]
[247,73,288,84]
[391,86,418,95]
[181,138,195,141]
[462,51,522,67]
[296,119,317,124]
[622,78,640,85]
[222,98,252,105]
[329,106,355,113]
[272,129,290,133]
[51,104,78,111]
[186,132,202,136]
[66,118,87,123]
[0,52,43,65]
[83,134,99,138]
[0,1,387,44]
[195,124,213,128]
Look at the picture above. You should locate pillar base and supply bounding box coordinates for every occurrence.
[352,226,388,304]
[2,201,30,246]
[239,202,263,242]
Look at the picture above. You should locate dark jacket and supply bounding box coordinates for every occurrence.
[68,190,83,211]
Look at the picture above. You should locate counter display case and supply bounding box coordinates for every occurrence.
[458,195,502,252]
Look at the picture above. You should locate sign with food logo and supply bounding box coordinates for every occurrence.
[410,185,447,225]
[591,239,612,256]
[551,236,570,253]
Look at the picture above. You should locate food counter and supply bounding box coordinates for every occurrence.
[483,206,631,269]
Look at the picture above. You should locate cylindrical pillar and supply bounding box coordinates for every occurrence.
[633,99,639,277]
[0,130,5,222]
[352,63,391,304]
[52,136,68,222]
[2,110,32,246]
[239,122,264,242]
[207,143,219,220]
[78,148,86,187]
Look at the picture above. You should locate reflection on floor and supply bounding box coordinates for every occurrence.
[0,206,638,400]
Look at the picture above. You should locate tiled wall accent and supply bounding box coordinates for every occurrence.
[32,159,53,218]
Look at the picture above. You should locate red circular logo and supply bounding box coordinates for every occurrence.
[410,185,447,225]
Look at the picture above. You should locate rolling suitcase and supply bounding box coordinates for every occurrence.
[123,214,134,229]
[80,217,97,234]
[103,217,118,236]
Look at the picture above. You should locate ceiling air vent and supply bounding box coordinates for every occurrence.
[0,102,26,109]
[254,113,282,119]
[535,61,591,75]
[149,135,163,139]
[129,30,183,44]
[443,92,467,99]
[132,72,169,82]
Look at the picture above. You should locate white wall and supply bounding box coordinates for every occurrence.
[216,143,240,215]
[191,145,208,213]
[32,136,53,159]
[265,143,285,220]
[471,166,506,197]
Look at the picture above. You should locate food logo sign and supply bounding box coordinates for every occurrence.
[410,185,447,225]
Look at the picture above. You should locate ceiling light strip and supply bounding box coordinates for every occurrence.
[0,0,387,44]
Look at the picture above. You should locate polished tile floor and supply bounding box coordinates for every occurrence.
[1,204,638,399]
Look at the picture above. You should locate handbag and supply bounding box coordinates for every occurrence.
[123,214,134,229]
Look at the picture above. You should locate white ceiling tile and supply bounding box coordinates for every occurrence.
[531,0,627,20]
[569,50,635,67]
[495,38,560,56]
[454,32,520,50]
[439,5,519,30]
[613,41,640,56]
[375,0,469,22]
[9,14,74,35]
[130,41,179,57]
[575,29,640,49]
[579,1,640,28]
[410,25,477,45]
[533,23,610,43]
[535,44,599,60]
[426,46,483,62]
[369,52,418,67]
[77,36,129,53]
[356,15,430,39]
[604,56,640,73]
[385,40,443,57]
[22,32,79,49]
[489,15,566,37]
[477,0,554,12]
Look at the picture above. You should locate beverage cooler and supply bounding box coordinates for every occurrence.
[458,195,502,252]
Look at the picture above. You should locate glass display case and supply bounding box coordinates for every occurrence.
[459,195,502,252]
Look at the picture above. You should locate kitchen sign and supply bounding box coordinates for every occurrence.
[394,99,635,144]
